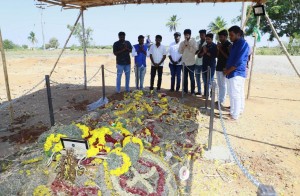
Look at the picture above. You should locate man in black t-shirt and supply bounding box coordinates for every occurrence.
[199,33,217,97]
[216,30,231,105]
[113,32,132,93]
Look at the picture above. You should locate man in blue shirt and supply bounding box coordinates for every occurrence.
[224,26,250,120]
[132,35,148,90]
[113,32,132,93]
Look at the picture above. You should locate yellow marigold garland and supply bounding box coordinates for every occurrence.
[103,161,114,190]
[108,148,132,176]
[123,136,144,155]
[87,127,112,147]
[44,133,67,152]
[84,180,97,187]
[33,185,51,196]
[115,122,131,136]
[152,146,161,153]
[143,102,153,113]
[22,157,43,165]
[76,123,90,138]
[91,158,103,165]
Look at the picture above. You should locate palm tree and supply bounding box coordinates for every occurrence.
[166,15,180,32]
[28,31,38,49]
[207,17,227,41]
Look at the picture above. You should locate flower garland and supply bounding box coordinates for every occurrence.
[33,185,51,196]
[91,158,103,165]
[114,104,134,116]
[114,121,131,136]
[107,148,132,176]
[123,136,144,155]
[84,180,97,187]
[134,91,143,101]
[143,102,153,113]
[143,150,178,195]
[103,161,114,191]
[51,179,99,195]
[22,156,43,165]
[151,146,160,153]
[85,127,112,157]
[44,133,67,153]
[118,159,166,195]
[76,123,90,138]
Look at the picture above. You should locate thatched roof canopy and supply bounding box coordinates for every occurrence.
[37,0,266,9]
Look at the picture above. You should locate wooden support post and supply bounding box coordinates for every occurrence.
[40,9,46,50]
[81,8,87,90]
[205,66,211,110]
[208,81,216,151]
[265,14,300,78]
[0,29,14,123]
[45,75,55,126]
[182,63,185,98]
[101,65,106,98]
[242,3,253,31]
[241,2,247,29]
[49,11,82,77]
[247,16,261,99]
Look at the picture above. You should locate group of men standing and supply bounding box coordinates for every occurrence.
[113,25,250,120]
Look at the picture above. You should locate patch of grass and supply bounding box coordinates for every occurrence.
[256,46,300,56]
[4,48,113,58]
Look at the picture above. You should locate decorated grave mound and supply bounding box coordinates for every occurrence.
[0,90,203,195]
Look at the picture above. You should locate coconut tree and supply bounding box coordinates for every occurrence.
[27,31,38,50]
[166,15,180,32]
[207,17,227,41]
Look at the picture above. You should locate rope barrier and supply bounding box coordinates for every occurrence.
[87,66,102,83]
[216,84,261,187]
[49,65,102,87]
[0,79,44,111]
[103,67,133,75]
[183,64,208,75]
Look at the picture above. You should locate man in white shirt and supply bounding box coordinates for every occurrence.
[195,29,207,96]
[149,35,167,91]
[168,32,182,92]
[179,29,198,95]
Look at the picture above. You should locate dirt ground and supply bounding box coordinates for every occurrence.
[0,50,300,195]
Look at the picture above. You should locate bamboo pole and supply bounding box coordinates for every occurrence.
[241,2,247,29]
[242,3,253,31]
[247,16,261,99]
[0,29,14,123]
[49,11,82,77]
[40,8,46,50]
[265,14,300,78]
[81,8,87,90]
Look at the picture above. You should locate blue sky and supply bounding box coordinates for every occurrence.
[0,1,278,47]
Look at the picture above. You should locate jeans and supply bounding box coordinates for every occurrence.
[134,66,146,90]
[169,63,182,91]
[228,76,245,119]
[150,66,163,90]
[116,64,131,93]
[195,65,202,94]
[216,71,227,104]
[183,65,195,94]
[202,64,216,97]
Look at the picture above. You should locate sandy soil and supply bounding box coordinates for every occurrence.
[0,50,300,195]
